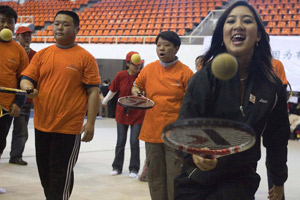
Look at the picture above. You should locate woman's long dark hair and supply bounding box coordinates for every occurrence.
[201,1,276,82]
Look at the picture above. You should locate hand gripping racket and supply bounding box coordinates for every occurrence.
[0,105,28,118]
[162,118,256,158]
[0,87,33,95]
[118,95,154,110]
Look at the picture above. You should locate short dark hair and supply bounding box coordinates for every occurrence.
[0,5,17,23]
[54,10,80,27]
[155,31,181,47]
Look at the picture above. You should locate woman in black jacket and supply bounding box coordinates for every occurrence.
[174,1,290,200]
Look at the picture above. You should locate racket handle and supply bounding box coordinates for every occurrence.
[204,155,214,159]
[124,108,130,115]
[26,88,34,94]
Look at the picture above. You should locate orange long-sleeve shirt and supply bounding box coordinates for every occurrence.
[135,60,193,143]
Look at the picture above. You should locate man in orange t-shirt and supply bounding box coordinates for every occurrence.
[20,11,100,200]
[0,5,29,195]
[132,31,194,200]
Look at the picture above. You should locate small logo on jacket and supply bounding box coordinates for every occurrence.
[249,94,256,104]
[259,98,268,103]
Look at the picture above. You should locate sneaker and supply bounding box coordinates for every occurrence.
[9,158,28,166]
[129,171,138,178]
[110,170,121,176]
[0,187,6,194]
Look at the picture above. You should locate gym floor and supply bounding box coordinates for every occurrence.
[0,117,299,200]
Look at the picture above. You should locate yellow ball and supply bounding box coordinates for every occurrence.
[0,28,13,42]
[211,53,238,80]
[131,53,141,64]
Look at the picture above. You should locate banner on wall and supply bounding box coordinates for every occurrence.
[203,36,300,92]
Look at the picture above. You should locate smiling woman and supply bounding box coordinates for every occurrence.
[174,1,290,200]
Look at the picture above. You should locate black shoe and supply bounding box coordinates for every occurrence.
[9,158,28,166]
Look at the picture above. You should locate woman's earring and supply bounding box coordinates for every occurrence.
[256,41,259,46]
[221,42,224,46]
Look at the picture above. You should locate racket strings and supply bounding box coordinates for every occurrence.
[168,126,253,150]
[118,96,154,109]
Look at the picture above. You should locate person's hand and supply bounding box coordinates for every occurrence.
[10,103,21,117]
[268,185,284,200]
[131,85,142,96]
[26,88,38,99]
[81,123,94,142]
[192,154,217,171]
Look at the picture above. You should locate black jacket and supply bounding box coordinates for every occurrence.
[178,62,290,186]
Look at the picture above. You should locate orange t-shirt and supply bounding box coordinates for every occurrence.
[135,60,194,143]
[0,40,29,110]
[272,59,288,85]
[21,44,100,134]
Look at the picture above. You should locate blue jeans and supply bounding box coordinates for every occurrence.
[112,123,141,173]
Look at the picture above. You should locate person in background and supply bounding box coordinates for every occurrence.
[99,79,110,117]
[272,59,288,88]
[9,26,36,166]
[102,51,145,178]
[131,31,194,200]
[0,5,29,194]
[20,10,100,200]
[174,1,290,200]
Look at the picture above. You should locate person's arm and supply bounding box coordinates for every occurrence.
[20,77,38,99]
[263,84,290,199]
[102,90,116,105]
[131,83,143,96]
[81,86,99,142]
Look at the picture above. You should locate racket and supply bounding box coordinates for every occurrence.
[0,105,28,118]
[0,87,32,95]
[162,118,256,158]
[118,95,154,110]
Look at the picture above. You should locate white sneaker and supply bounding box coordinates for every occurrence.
[0,187,6,194]
[129,172,138,178]
[110,170,120,176]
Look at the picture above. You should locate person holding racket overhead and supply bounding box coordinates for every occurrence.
[174,1,290,200]
[131,31,194,200]
[0,5,29,186]
[102,51,145,178]
[20,11,100,200]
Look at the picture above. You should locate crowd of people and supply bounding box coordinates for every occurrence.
[0,1,292,200]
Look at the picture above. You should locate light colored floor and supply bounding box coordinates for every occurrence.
[0,117,299,200]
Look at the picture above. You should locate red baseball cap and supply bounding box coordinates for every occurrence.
[126,51,144,64]
[16,26,32,34]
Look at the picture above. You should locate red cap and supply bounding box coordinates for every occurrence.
[16,26,32,34]
[126,51,143,64]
